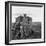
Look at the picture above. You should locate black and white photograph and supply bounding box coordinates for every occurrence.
[5,1,45,44]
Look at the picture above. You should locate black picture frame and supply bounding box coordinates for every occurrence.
[5,1,45,45]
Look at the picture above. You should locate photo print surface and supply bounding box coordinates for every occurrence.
[7,2,45,44]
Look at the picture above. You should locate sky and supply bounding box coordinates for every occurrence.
[12,5,44,23]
